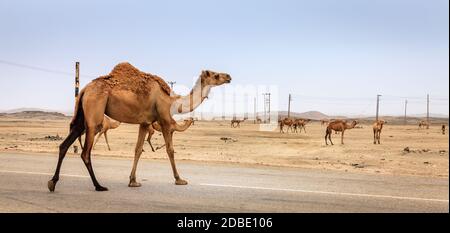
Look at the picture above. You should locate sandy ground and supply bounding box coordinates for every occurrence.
[0,117,448,178]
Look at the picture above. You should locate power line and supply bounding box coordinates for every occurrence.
[0,59,96,78]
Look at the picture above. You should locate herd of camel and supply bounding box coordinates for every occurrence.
[48,63,445,192]
[277,117,379,145]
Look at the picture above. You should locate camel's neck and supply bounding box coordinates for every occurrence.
[346,122,356,129]
[171,77,211,115]
[174,120,193,132]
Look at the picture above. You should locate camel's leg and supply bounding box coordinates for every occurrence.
[161,124,187,185]
[328,132,332,145]
[129,124,148,187]
[81,126,108,191]
[78,135,84,150]
[324,131,329,145]
[48,125,84,192]
[104,131,111,151]
[373,130,376,144]
[146,127,156,152]
[341,130,345,144]
[93,131,103,150]
[378,131,381,144]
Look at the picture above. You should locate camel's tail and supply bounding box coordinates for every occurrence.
[70,89,86,132]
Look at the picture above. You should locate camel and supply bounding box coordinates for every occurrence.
[77,115,121,151]
[372,120,386,144]
[146,118,194,152]
[442,125,446,135]
[279,117,294,133]
[418,120,429,129]
[325,120,358,145]
[294,119,311,133]
[48,62,231,192]
[231,118,247,128]
[320,119,329,126]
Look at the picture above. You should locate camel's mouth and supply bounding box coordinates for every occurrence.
[224,77,232,83]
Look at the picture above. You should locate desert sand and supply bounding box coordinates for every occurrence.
[0,116,448,178]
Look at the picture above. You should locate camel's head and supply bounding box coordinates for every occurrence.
[201,70,232,87]
[352,120,359,126]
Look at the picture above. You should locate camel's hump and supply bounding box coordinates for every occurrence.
[100,62,171,95]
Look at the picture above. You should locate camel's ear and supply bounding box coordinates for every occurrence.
[202,70,211,77]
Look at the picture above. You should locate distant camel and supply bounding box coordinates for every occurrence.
[77,115,121,151]
[320,119,329,126]
[325,120,359,145]
[279,117,294,133]
[293,119,311,133]
[297,119,311,133]
[231,118,247,128]
[442,125,446,135]
[372,120,386,144]
[146,118,194,152]
[418,120,429,129]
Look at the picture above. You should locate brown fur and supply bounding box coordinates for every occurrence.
[48,63,231,192]
[146,118,194,152]
[325,120,358,145]
[372,120,386,144]
[231,118,247,128]
[279,118,294,133]
[418,120,429,129]
[293,118,311,133]
[94,62,171,96]
[77,115,121,151]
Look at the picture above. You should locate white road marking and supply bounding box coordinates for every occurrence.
[0,170,89,178]
[200,183,449,203]
[1,169,448,203]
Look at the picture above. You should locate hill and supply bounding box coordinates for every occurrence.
[0,111,69,120]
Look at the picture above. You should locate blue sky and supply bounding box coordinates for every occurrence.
[0,0,448,116]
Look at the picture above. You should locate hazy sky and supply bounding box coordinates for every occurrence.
[0,0,448,116]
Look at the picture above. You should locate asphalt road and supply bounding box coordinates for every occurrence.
[0,153,448,212]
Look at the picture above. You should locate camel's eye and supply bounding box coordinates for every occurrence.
[214,74,219,79]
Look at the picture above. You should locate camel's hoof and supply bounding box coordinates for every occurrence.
[175,179,188,185]
[48,180,56,192]
[95,186,109,191]
[128,181,142,187]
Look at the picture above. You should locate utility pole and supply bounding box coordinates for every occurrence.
[74,62,80,113]
[262,93,271,123]
[287,94,292,118]
[222,90,225,120]
[404,99,408,125]
[254,97,257,124]
[244,94,248,120]
[375,94,381,121]
[427,94,430,129]
[263,94,266,123]
[233,92,236,120]
[268,93,271,123]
